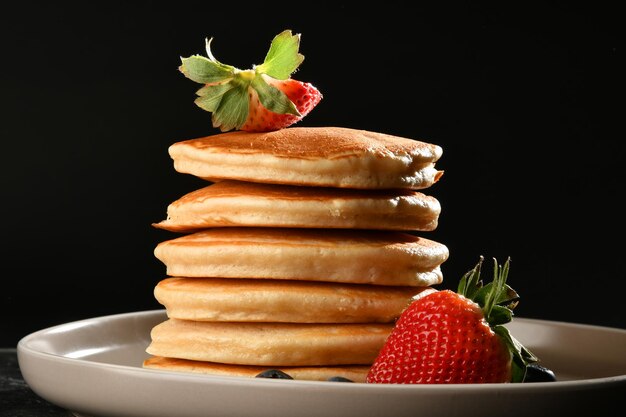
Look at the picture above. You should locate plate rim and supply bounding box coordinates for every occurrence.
[17,309,626,391]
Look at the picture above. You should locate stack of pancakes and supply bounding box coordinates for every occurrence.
[143,127,449,382]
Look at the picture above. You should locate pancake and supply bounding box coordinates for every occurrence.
[167,127,443,189]
[153,180,441,232]
[153,227,449,286]
[154,277,436,323]
[143,356,371,382]
[146,319,392,366]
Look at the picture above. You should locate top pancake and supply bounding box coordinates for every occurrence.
[168,127,443,189]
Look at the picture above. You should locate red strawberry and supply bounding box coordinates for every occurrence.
[241,77,322,131]
[179,30,322,132]
[366,257,538,384]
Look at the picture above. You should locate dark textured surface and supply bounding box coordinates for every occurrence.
[0,349,71,416]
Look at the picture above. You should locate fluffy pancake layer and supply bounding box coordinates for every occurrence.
[153,227,449,286]
[168,127,443,189]
[154,277,435,323]
[146,319,393,366]
[143,356,371,382]
[153,180,441,232]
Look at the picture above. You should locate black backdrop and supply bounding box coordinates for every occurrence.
[1,3,623,347]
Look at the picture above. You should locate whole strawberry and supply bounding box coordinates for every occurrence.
[179,30,322,132]
[366,257,537,384]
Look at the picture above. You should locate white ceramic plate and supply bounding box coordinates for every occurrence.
[17,310,626,417]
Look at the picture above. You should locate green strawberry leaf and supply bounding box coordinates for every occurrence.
[475,283,519,310]
[510,356,528,383]
[194,83,235,112]
[457,272,470,297]
[457,256,484,299]
[498,284,520,310]
[251,76,300,116]
[256,30,304,80]
[179,55,234,84]
[473,283,490,307]
[488,305,513,326]
[211,85,249,131]
[494,325,538,383]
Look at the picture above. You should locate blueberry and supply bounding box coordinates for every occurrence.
[523,364,557,382]
[255,369,293,379]
[327,376,354,382]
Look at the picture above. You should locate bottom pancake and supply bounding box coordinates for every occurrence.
[146,319,393,366]
[143,356,370,382]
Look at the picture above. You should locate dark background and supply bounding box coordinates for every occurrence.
[1,3,622,348]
